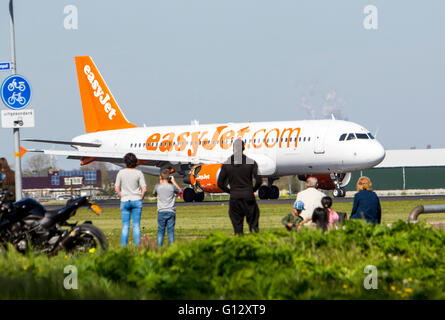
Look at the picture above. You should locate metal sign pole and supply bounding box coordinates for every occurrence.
[9,0,22,201]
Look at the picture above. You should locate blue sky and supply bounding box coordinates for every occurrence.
[1,0,444,170]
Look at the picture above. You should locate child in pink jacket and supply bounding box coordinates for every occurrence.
[321,196,339,228]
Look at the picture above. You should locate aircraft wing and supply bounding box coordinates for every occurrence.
[29,148,277,175]
[30,148,220,166]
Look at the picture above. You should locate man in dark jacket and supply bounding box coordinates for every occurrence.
[217,139,263,235]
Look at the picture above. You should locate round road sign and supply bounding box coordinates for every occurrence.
[1,74,31,110]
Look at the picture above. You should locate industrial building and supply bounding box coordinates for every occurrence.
[345,149,445,194]
[22,170,102,200]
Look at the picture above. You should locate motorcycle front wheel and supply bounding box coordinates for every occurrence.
[66,223,108,254]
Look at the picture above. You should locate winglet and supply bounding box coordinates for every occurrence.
[74,56,137,133]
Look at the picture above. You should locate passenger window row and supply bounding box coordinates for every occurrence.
[130,136,311,148]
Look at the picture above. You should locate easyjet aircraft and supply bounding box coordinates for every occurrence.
[25,56,386,201]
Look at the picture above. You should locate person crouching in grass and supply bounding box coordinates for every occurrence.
[282,200,305,231]
[153,168,182,246]
[312,207,329,232]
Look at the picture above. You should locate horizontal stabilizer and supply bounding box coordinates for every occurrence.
[23,139,101,148]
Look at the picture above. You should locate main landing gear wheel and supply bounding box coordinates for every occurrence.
[258,186,270,200]
[258,185,280,200]
[270,185,280,199]
[183,187,205,202]
[183,188,196,202]
[194,191,205,202]
[333,187,346,198]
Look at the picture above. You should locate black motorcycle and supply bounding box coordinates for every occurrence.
[0,190,108,255]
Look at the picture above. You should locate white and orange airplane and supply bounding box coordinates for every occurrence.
[25,56,386,201]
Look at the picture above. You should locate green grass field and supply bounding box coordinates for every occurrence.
[78,199,445,248]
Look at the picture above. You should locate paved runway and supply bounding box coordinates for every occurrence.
[45,194,445,209]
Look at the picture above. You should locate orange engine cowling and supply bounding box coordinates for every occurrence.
[189,164,223,193]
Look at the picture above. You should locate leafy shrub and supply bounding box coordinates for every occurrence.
[0,220,444,299]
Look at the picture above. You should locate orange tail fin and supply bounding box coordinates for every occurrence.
[74,56,137,133]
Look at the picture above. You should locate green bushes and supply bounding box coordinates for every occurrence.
[0,220,444,299]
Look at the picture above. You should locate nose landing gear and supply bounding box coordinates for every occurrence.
[333,187,345,198]
[331,173,346,198]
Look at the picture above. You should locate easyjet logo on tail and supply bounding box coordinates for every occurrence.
[83,65,116,120]
[75,56,136,133]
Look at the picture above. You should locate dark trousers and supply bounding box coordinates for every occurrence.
[229,198,260,235]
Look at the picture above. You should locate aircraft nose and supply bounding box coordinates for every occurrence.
[370,141,386,166]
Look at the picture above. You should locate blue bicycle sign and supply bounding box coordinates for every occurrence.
[1,74,31,110]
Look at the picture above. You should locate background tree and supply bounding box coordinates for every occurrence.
[24,154,56,176]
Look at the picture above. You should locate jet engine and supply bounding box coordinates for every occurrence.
[189,164,223,193]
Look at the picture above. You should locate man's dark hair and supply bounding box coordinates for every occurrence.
[321,196,333,209]
[312,207,329,232]
[124,153,138,168]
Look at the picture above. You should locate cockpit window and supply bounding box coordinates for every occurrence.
[346,133,356,140]
[339,133,347,141]
[356,133,369,139]
[368,133,375,139]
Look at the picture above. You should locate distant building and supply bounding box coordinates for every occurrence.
[345,148,445,193]
[22,170,102,199]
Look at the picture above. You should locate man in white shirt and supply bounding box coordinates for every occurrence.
[295,177,326,226]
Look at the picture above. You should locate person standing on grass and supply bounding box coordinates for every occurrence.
[153,168,182,246]
[217,139,263,235]
[115,153,147,247]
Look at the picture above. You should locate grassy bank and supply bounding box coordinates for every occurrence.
[0,220,444,299]
[1,199,444,299]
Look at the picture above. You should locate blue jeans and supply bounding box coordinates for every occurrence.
[120,200,143,246]
[157,211,176,246]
